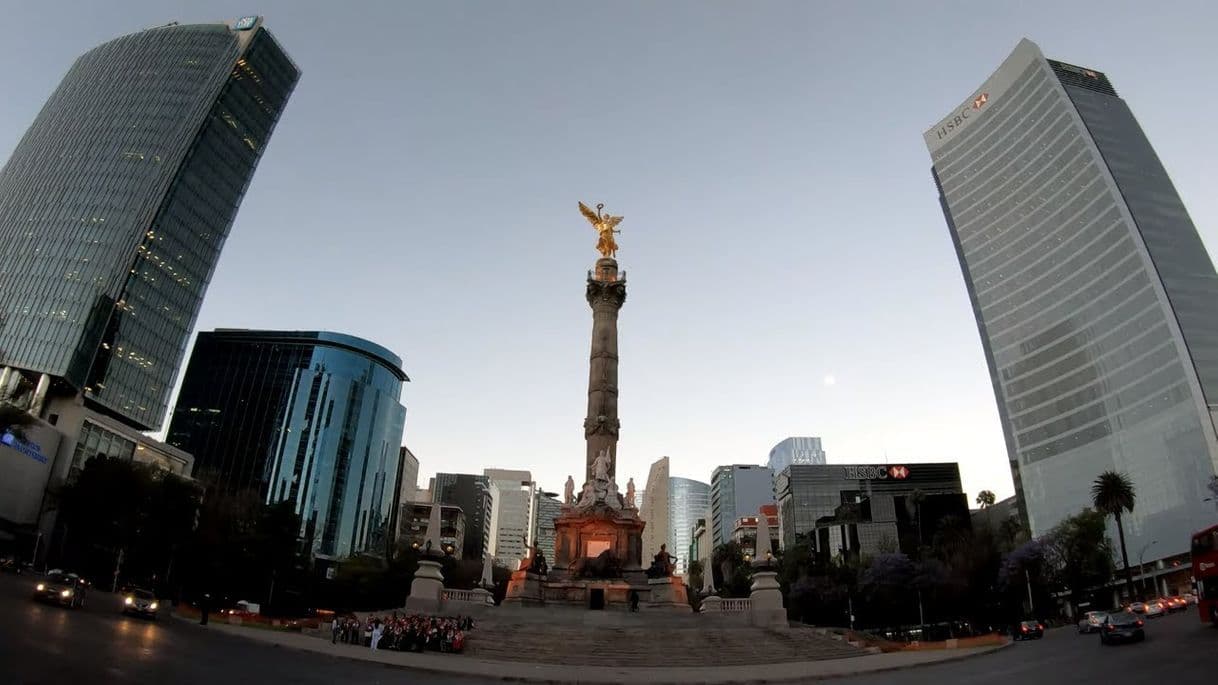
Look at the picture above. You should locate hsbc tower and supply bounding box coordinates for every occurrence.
[926,39,1218,568]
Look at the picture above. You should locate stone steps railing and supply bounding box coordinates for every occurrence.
[700,596,751,612]
[441,589,480,603]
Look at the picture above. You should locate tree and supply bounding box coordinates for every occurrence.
[1041,509,1113,614]
[975,490,996,509]
[1091,471,1136,601]
[711,542,752,597]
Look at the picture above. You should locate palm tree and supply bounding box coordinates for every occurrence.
[975,490,996,509]
[1091,471,1137,601]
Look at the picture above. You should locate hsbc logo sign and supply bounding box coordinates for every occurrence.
[934,92,990,141]
[844,465,911,480]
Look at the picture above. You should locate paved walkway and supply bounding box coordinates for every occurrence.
[178,616,1010,683]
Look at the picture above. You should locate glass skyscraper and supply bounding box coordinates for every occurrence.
[0,18,298,430]
[927,39,1218,562]
[667,476,709,575]
[709,464,774,546]
[166,330,407,560]
[768,437,827,478]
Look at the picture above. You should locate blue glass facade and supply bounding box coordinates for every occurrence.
[167,330,408,559]
[926,39,1218,561]
[667,477,709,575]
[709,464,774,547]
[0,19,298,430]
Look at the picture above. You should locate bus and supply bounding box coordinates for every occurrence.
[1192,523,1218,626]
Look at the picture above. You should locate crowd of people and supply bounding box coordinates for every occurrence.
[331,613,475,654]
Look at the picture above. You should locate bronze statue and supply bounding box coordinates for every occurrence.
[579,201,624,258]
[645,543,677,578]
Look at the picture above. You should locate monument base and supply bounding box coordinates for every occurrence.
[748,567,787,628]
[502,570,545,607]
[646,576,692,612]
[404,558,444,614]
[551,504,646,574]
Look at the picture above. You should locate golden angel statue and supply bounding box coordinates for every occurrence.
[579,201,624,258]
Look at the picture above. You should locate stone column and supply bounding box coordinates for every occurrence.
[583,257,627,483]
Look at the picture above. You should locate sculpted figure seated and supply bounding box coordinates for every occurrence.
[645,544,677,579]
[528,547,549,576]
[573,550,622,579]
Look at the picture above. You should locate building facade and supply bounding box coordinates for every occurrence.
[0,17,298,431]
[398,502,465,556]
[926,38,1218,563]
[398,447,420,509]
[767,437,827,478]
[529,490,563,564]
[639,457,669,563]
[731,503,780,558]
[485,469,534,569]
[776,463,968,561]
[433,473,494,561]
[667,476,710,575]
[709,464,774,546]
[166,330,407,561]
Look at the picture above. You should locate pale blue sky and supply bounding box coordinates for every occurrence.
[2,1,1216,504]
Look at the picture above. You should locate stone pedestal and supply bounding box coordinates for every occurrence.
[502,570,545,607]
[748,567,786,628]
[552,506,645,573]
[646,576,692,612]
[404,558,444,614]
[700,595,723,613]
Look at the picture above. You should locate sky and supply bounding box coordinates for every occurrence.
[2,1,1216,506]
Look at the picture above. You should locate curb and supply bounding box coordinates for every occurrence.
[173,612,1014,684]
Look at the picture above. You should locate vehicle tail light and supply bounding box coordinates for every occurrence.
[1037,624,1044,631]
[1021,626,1027,632]
[1106,625,1115,631]
[1136,620,1144,627]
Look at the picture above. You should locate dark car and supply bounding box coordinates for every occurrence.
[0,556,24,575]
[1099,611,1145,645]
[32,572,88,609]
[121,588,159,619]
[1014,620,1044,640]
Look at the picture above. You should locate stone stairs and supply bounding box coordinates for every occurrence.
[465,619,868,667]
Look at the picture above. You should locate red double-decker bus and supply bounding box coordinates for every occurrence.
[1191,523,1218,626]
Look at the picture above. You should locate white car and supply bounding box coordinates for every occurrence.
[1143,599,1166,617]
[1078,611,1108,634]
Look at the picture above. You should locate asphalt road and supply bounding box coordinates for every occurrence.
[827,609,1214,685]
[1,572,1213,684]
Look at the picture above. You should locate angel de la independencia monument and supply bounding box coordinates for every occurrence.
[503,202,689,612]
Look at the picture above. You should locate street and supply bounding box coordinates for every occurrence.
[0,573,1213,684]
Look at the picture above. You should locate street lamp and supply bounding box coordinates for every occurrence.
[1137,540,1158,598]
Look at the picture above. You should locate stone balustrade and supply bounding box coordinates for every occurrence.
[700,596,751,613]
[442,589,480,603]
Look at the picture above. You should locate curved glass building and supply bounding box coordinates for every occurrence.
[667,476,709,575]
[167,330,408,560]
[926,39,1218,563]
[0,18,299,430]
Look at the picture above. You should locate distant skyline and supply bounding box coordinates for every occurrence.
[2,1,1216,506]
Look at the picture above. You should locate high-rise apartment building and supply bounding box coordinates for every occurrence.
[767,437,827,479]
[433,473,494,560]
[639,457,670,563]
[166,330,407,561]
[484,469,534,569]
[709,464,774,547]
[0,17,298,431]
[927,38,1218,562]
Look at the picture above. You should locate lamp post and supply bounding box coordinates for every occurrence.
[1137,540,1158,599]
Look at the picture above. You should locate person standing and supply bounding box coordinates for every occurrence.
[200,593,210,625]
[331,616,340,644]
[370,620,383,651]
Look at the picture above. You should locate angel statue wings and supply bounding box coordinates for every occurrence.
[579,201,624,258]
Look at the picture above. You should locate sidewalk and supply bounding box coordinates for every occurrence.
[175,615,1011,684]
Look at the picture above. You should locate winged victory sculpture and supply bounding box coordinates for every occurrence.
[579,201,624,258]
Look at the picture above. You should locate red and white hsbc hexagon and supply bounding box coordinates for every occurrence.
[888,465,910,480]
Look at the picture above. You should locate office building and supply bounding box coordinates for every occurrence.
[926,38,1218,562]
[529,490,563,564]
[639,457,669,563]
[433,473,494,560]
[398,502,464,556]
[485,469,534,569]
[767,437,827,478]
[776,463,968,562]
[709,464,773,546]
[971,495,1020,535]
[0,17,297,553]
[667,477,710,575]
[166,330,407,561]
[398,446,420,508]
[689,517,710,574]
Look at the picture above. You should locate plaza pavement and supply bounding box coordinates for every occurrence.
[182,615,1011,684]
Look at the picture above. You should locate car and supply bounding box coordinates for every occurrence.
[1100,611,1145,645]
[1128,601,1147,614]
[0,556,24,575]
[121,588,159,619]
[1164,596,1188,613]
[1078,611,1108,634]
[1014,620,1044,640]
[32,571,88,609]
[1143,599,1166,618]
[1182,592,1198,606]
